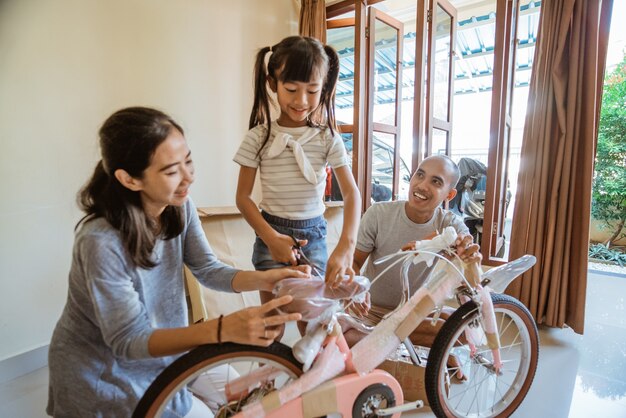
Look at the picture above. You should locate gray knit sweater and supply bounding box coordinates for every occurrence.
[47,198,238,418]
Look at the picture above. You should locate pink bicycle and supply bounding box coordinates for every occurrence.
[134,227,539,418]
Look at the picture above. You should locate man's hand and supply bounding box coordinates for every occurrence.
[401,241,417,251]
[455,233,482,264]
[347,292,371,318]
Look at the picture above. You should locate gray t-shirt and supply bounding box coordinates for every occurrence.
[356,201,468,309]
[47,198,238,418]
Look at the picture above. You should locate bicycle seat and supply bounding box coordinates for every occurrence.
[273,276,370,321]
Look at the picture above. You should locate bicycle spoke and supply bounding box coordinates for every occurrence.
[427,295,538,418]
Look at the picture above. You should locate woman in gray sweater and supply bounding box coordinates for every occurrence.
[46,107,309,418]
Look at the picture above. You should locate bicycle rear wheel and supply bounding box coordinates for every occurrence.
[133,342,303,418]
[425,293,538,417]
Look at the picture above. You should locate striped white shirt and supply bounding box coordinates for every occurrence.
[234,122,350,219]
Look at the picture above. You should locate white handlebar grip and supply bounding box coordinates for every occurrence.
[430,226,458,249]
[412,226,458,266]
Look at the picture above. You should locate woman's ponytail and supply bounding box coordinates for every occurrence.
[76,160,112,228]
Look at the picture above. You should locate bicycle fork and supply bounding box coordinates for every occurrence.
[458,286,503,374]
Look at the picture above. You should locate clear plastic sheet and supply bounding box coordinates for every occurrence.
[273,276,370,321]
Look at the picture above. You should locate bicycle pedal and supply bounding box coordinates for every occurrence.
[376,400,424,415]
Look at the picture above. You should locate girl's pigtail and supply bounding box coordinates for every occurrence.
[322,45,340,135]
[249,46,274,156]
[249,46,271,129]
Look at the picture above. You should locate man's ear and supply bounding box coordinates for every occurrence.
[114,169,143,192]
[268,76,277,93]
[446,188,457,201]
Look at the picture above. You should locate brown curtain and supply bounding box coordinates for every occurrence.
[299,0,327,43]
[507,0,613,334]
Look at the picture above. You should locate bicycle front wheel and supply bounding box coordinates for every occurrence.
[425,293,539,418]
[133,342,303,418]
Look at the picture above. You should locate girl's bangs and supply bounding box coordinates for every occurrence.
[278,51,324,83]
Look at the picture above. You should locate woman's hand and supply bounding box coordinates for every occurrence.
[220,295,302,346]
[257,265,311,292]
[267,234,307,265]
[324,244,355,288]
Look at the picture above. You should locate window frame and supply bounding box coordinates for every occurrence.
[326,0,532,266]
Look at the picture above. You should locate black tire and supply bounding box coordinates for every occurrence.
[352,383,396,418]
[425,294,539,417]
[133,342,303,418]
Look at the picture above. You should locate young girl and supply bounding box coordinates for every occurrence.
[46,107,309,418]
[234,36,361,305]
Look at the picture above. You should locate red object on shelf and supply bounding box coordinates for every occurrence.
[325,166,332,201]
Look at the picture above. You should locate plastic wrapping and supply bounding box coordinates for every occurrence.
[292,322,330,370]
[474,285,502,372]
[349,228,462,375]
[273,275,370,321]
[350,263,464,375]
[423,260,464,301]
[410,226,458,267]
[241,339,346,418]
[350,291,423,374]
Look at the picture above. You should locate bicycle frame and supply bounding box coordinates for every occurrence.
[222,226,537,418]
[136,227,538,418]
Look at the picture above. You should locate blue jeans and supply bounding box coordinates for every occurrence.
[252,211,327,275]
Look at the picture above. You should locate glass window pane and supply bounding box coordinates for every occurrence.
[501,0,541,259]
[371,132,396,202]
[450,0,496,162]
[433,5,452,121]
[432,128,448,155]
[328,26,356,125]
[372,19,399,124]
[449,0,497,253]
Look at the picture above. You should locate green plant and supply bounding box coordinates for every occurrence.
[588,243,626,267]
[592,53,626,247]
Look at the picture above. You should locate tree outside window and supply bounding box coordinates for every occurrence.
[592,53,626,249]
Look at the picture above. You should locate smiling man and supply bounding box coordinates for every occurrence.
[345,155,480,346]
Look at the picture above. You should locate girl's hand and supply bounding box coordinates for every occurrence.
[220,295,302,346]
[455,233,482,264]
[258,265,311,292]
[267,234,307,265]
[324,245,355,288]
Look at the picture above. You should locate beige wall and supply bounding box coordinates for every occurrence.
[0,0,298,361]
[589,219,626,246]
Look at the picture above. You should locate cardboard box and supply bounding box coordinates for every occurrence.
[377,357,428,405]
